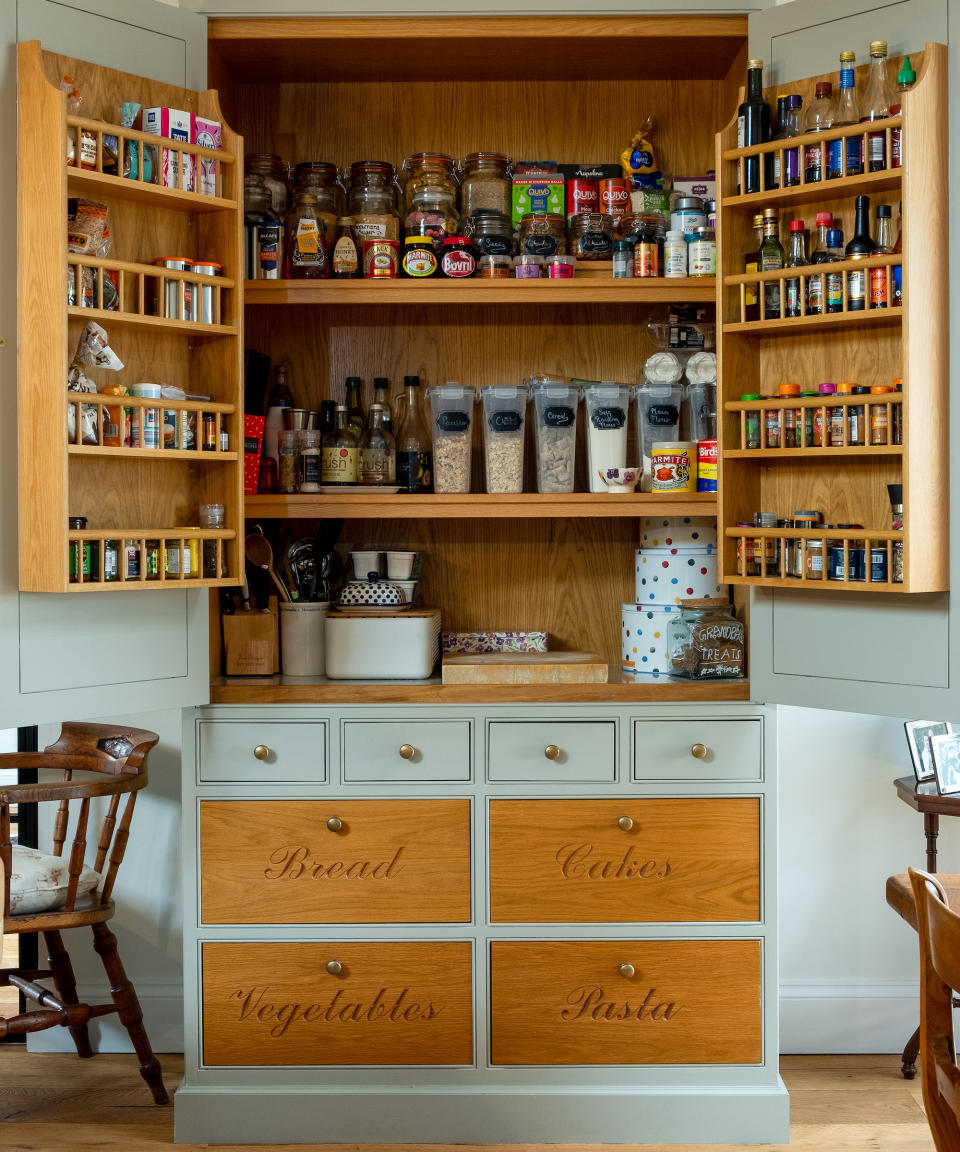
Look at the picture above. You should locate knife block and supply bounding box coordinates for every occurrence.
[223,596,279,675]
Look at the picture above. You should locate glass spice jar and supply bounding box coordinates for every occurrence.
[568,212,615,260]
[347,161,400,243]
[244,153,291,218]
[518,211,567,257]
[460,152,512,218]
[292,161,343,241]
[668,598,745,680]
[462,209,515,256]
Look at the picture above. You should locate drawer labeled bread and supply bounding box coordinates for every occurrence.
[200,799,470,923]
[198,720,326,783]
[489,798,759,922]
[634,719,762,782]
[490,939,761,1065]
[202,941,473,1066]
[342,720,471,782]
[487,720,616,782]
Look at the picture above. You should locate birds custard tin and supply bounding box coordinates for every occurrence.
[650,441,698,493]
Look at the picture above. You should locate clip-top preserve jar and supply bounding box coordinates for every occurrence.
[244,153,290,217]
[668,598,745,680]
[460,152,512,218]
[463,209,515,256]
[347,161,400,242]
[518,212,567,256]
[292,161,343,240]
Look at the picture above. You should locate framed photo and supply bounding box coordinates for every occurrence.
[905,720,950,783]
[930,732,960,795]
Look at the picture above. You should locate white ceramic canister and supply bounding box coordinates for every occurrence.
[622,603,676,676]
[635,548,725,605]
[279,601,330,676]
[639,516,717,550]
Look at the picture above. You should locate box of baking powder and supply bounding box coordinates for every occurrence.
[193,116,222,197]
[141,107,194,192]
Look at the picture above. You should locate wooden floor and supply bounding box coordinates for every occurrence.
[0,1050,936,1151]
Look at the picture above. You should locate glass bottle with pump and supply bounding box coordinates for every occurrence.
[344,377,365,440]
[357,404,397,486]
[760,208,785,319]
[869,204,894,308]
[737,59,771,194]
[861,40,894,171]
[321,403,358,485]
[890,56,915,168]
[806,212,833,315]
[803,83,835,183]
[784,220,808,318]
[744,212,765,322]
[845,195,874,311]
[372,377,394,433]
[395,375,433,493]
[829,51,862,178]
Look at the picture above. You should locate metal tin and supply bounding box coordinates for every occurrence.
[152,257,193,320]
[362,239,400,278]
[192,261,221,324]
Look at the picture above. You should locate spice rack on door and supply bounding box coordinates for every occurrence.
[715,42,947,593]
[17,40,244,593]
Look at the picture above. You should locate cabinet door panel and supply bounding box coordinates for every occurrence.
[198,720,326,783]
[342,720,471,782]
[488,721,616,782]
[634,719,762,782]
[489,798,760,923]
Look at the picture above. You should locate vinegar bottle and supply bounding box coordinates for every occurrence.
[737,59,771,194]
[861,40,894,171]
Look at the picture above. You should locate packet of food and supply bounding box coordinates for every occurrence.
[66,323,124,444]
[107,102,143,180]
[100,383,131,447]
[62,74,96,169]
[621,118,663,190]
[66,199,118,309]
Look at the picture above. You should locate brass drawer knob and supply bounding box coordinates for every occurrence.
[617,815,633,831]
[691,743,708,759]
[326,960,343,976]
[326,816,343,833]
[398,743,416,760]
[253,744,270,761]
[544,744,560,761]
[619,963,635,979]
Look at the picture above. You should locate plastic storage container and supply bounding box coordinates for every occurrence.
[427,383,476,493]
[481,384,527,493]
[324,608,441,679]
[529,376,578,494]
[583,382,631,492]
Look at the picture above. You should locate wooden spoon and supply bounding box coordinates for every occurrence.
[244,533,292,603]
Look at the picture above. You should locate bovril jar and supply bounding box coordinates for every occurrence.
[568,212,615,260]
[518,212,567,257]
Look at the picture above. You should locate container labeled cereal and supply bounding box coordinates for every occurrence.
[529,376,578,494]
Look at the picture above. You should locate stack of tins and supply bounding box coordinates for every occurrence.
[622,517,725,676]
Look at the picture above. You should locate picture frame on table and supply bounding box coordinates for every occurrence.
[930,732,960,796]
[904,720,951,783]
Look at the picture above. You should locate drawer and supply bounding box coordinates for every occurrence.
[487,721,616,782]
[202,940,473,1067]
[490,939,761,1065]
[634,719,762,783]
[200,799,471,924]
[198,721,326,784]
[489,798,759,923]
[342,720,471,782]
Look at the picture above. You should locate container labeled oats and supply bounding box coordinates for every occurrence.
[481,383,527,494]
[427,383,476,493]
[529,375,579,494]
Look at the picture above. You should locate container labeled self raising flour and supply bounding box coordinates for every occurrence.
[583,381,630,492]
[650,441,697,493]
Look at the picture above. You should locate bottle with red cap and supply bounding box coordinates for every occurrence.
[805,212,833,315]
[784,219,808,318]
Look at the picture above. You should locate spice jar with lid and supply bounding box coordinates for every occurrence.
[514,254,543,279]
[292,161,343,241]
[568,212,615,260]
[460,152,512,218]
[244,153,291,217]
[347,161,400,242]
[668,599,745,680]
[284,192,328,278]
[870,384,893,444]
[778,382,802,447]
[478,254,512,278]
[462,209,515,256]
[518,212,567,257]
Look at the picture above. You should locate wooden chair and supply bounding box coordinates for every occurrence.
[909,866,960,1151]
[0,722,168,1104]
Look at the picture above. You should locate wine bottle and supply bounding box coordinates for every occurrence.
[737,59,771,194]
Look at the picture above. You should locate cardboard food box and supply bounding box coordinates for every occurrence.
[672,175,717,204]
[193,115,222,197]
[511,175,565,226]
[141,107,194,191]
[243,414,265,495]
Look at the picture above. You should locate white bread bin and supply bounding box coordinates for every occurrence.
[324,609,441,679]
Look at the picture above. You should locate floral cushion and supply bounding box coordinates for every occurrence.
[8,845,101,916]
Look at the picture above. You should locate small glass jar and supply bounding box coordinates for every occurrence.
[518,212,567,256]
[668,598,745,680]
[741,393,761,449]
[292,161,343,240]
[870,384,893,445]
[244,153,291,217]
[462,209,515,256]
[778,382,802,447]
[347,161,400,242]
[568,212,615,260]
[514,254,543,279]
[478,254,512,278]
[546,254,575,278]
[460,152,512,218]
[199,502,226,577]
[277,429,299,493]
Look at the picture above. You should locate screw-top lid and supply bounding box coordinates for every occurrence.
[870,385,893,394]
[852,385,870,395]
[787,94,803,109]
[334,403,347,412]
[815,82,833,97]
[373,377,389,387]
[892,377,903,390]
[614,240,633,250]
[815,212,833,227]
[747,58,764,69]
[789,219,805,232]
[345,376,362,387]
[835,381,855,394]
[888,483,903,504]
[819,382,837,394]
[762,206,780,219]
[740,393,761,401]
[404,235,433,247]
[403,375,421,387]
[752,213,764,228]
[778,382,801,397]
[898,56,917,85]
[876,204,892,217]
[827,229,844,246]
[870,40,888,56]
[840,50,856,63]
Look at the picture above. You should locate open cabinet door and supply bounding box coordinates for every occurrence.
[0,0,213,729]
[742,0,957,718]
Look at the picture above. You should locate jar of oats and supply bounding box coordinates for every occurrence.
[481,383,527,494]
[529,375,579,493]
[427,383,476,493]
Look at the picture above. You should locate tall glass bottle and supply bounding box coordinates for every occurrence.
[861,41,894,171]
[320,403,358,486]
[283,191,328,279]
[784,94,803,186]
[263,362,294,469]
[825,229,846,313]
[744,212,765,322]
[760,208,785,319]
[845,195,873,311]
[344,377,365,440]
[803,83,835,183]
[890,56,915,168]
[319,399,336,439]
[829,51,862,179]
[784,220,808,318]
[395,375,433,493]
[806,212,833,315]
[737,59,771,195]
[769,95,790,190]
[869,203,894,309]
[372,377,394,433]
[357,404,397,486]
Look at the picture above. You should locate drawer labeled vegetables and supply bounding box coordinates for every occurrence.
[488,798,759,923]
[200,799,470,924]
[202,940,473,1066]
[490,939,761,1065]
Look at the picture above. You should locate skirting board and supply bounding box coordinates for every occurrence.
[780,981,918,1053]
[26,983,183,1055]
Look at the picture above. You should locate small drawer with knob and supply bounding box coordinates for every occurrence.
[342,719,472,782]
[199,798,471,924]
[489,939,761,1066]
[488,798,760,923]
[197,720,327,784]
[487,721,616,782]
[633,719,763,783]
[201,940,474,1067]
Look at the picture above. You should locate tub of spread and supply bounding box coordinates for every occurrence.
[650,441,697,493]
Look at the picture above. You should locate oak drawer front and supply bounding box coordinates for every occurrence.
[200,799,471,924]
[634,719,762,783]
[487,721,616,782]
[489,798,760,923]
[490,939,761,1065]
[202,941,473,1067]
[342,720,471,782]
[198,721,326,784]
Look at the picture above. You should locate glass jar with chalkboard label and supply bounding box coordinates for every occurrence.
[530,376,580,494]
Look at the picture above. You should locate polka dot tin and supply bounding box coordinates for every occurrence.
[635,548,724,605]
[639,516,717,550]
[621,603,675,676]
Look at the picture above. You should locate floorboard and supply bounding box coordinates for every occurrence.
[0,1051,937,1151]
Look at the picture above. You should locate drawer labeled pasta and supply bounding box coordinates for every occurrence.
[490,939,761,1065]
[489,798,759,923]
[197,721,326,784]
[487,721,616,782]
[634,719,761,782]
[200,799,470,924]
[342,720,472,782]
[202,940,473,1067]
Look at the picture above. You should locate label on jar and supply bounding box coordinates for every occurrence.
[300,449,322,488]
[688,239,716,277]
[441,248,476,277]
[576,231,613,257]
[650,445,696,493]
[476,234,513,256]
[320,445,356,483]
[543,405,575,428]
[634,241,659,277]
[402,247,438,277]
[847,267,866,308]
[252,223,282,278]
[646,404,679,427]
[437,411,471,433]
[523,234,559,257]
[396,449,432,492]
[354,221,388,239]
[332,234,359,276]
[358,448,394,483]
[665,239,687,278]
[599,179,631,216]
[591,406,626,431]
[363,241,399,278]
[489,410,522,433]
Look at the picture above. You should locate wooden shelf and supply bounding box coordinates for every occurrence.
[245,493,719,519]
[720,165,901,212]
[722,574,908,593]
[68,167,237,213]
[723,447,903,459]
[210,668,752,705]
[66,306,238,337]
[723,309,902,336]
[67,445,239,461]
[243,277,718,307]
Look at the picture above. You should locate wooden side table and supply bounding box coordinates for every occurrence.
[888,777,960,1078]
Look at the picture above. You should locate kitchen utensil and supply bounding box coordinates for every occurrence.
[245,533,292,603]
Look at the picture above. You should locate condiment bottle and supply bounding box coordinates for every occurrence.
[344,376,365,440]
[870,204,894,308]
[890,57,915,168]
[331,217,361,279]
[263,363,294,471]
[803,83,835,183]
[869,384,893,444]
[861,41,894,171]
[283,191,328,278]
[760,208,784,318]
[320,406,357,486]
[737,58,771,195]
[372,378,394,433]
[783,220,807,318]
[743,213,765,322]
[357,403,397,486]
[845,195,874,311]
[848,385,869,445]
[825,229,845,313]
[394,375,433,493]
[778,382,802,446]
[805,212,833,315]
[830,50,862,178]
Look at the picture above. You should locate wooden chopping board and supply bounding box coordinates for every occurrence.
[441,652,608,685]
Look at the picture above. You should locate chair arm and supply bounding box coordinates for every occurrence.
[0,774,147,805]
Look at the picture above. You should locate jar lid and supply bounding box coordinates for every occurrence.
[892,377,903,389]
[462,151,512,167]
[404,235,434,247]
[818,382,836,394]
[442,236,469,246]
[402,152,455,169]
[515,254,543,265]
[570,212,612,225]
[295,161,337,175]
[679,597,730,608]
[153,257,192,266]
[870,385,893,393]
[350,160,395,176]
[778,382,801,397]
[693,227,715,239]
[740,393,760,401]
[520,212,565,222]
[68,516,87,528]
[674,196,704,210]
[835,381,856,394]
[133,382,163,398]
[479,254,512,265]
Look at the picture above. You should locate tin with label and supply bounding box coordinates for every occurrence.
[362,239,400,278]
[598,178,631,218]
[697,439,717,492]
[650,441,698,493]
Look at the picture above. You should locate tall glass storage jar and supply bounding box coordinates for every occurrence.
[529,376,578,493]
[244,153,290,217]
[347,161,400,242]
[292,161,343,242]
[460,152,512,218]
[401,154,459,241]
